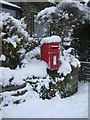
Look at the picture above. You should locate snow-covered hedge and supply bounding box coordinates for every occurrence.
[37,0,90,23]
[0,12,33,68]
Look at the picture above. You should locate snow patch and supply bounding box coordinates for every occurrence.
[41,35,61,45]
[58,56,72,76]
[0,55,6,61]
[37,6,56,20]
[3,35,21,48]
[0,67,14,87]
[0,60,47,87]
[24,47,40,62]
[58,48,80,76]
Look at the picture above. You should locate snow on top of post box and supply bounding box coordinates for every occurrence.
[41,35,61,45]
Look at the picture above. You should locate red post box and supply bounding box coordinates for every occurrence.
[40,36,61,71]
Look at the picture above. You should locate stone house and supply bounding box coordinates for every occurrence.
[1,0,53,37]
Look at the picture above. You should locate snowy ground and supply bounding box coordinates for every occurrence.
[1,82,88,118]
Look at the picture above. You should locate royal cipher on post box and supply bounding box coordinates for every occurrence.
[41,36,61,71]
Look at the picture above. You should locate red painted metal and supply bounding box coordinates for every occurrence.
[41,42,60,70]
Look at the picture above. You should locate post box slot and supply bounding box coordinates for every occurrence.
[51,46,59,48]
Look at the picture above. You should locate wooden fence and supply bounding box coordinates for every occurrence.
[78,61,90,82]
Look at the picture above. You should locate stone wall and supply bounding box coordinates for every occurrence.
[17,2,39,36]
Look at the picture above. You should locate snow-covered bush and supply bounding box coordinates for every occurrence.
[0,12,33,69]
[37,0,90,49]
[37,0,90,27]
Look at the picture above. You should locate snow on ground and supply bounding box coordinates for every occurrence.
[1,82,88,118]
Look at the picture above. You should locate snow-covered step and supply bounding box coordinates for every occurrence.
[11,90,27,97]
[2,90,27,107]
[1,83,32,107]
[1,83,26,93]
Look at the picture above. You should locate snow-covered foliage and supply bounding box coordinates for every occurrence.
[24,47,40,62]
[58,48,80,76]
[37,0,90,48]
[0,12,33,68]
[60,0,90,20]
[37,0,90,22]
[0,12,33,47]
[0,60,47,87]
[37,6,56,23]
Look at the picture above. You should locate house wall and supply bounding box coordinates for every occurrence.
[17,2,39,36]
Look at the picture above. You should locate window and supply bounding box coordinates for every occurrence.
[2,7,16,17]
[34,14,46,38]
